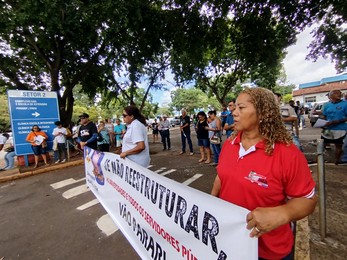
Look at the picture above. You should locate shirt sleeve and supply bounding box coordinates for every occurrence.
[282,145,316,198]
[131,122,146,144]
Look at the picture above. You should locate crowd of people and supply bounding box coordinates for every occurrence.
[2,89,346,171]
[3,88,347,259]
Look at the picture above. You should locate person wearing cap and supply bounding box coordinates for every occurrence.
[158,115,171,151]
[77,113,98,150]
[52,121,68,163]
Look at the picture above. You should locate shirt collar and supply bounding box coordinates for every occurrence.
[231,131,266,150]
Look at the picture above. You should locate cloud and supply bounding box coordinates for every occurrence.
[283,28,337,86]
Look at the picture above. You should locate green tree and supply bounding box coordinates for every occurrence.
[157,107,173,117]
[172,8,296,105]
[307,0,347,71]
[0,0,170,125]
[0,0,126,124]
[0,94,10,132]
[1,0,337,127]
[170,88,219,114]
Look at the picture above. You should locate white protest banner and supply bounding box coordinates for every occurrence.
[84,147,257,259]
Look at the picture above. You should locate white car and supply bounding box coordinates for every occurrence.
[309,101,328,126]
[170,117,180,127]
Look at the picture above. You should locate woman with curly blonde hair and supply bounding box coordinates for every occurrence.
[230,87,293,155]
[211,87,317,260]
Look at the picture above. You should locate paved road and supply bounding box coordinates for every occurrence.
[0,127,220,259]
[0,165,141,259]
[0,125,328,259]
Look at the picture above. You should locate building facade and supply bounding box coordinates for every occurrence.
[292,73,347,107]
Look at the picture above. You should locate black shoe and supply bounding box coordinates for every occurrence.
[163,148,167,151]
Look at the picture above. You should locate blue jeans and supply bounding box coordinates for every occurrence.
[211,143,221,163]
[298,115,306,127]
[292,133,303,152]
[181,131,193,153]
[4,151,16,169]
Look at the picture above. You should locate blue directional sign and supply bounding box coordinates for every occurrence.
[7,90,60,155]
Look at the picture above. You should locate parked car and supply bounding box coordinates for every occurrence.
[308,101,328,126]
[170,116,180,127]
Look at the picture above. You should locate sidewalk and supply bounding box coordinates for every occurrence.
[309,164,347,259]
[0,154,83,183]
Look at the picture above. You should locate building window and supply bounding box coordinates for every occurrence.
[305,96,316,103]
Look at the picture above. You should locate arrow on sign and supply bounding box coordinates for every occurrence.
[32,112,40,117]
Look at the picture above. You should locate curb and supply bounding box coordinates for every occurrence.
[0,159,84,183]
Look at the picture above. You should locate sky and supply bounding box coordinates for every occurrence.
[283,27,337,87]
[152,27,339,107]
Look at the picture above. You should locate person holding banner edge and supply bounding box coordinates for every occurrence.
[211,87,317,260]
[77,113,98,151]
[120,105,150,168]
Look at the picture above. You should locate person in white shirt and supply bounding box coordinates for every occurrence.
[0,133,10,171]
[274,93,303,151]
[120,106,150,167]
[52,121,68,163]
[158,115,171,151]
[104,119,114,147]
[0,133,9,152]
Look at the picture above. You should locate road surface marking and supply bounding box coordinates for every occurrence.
[97,214,119,236]
[77,199,99,210]
[182,174,203,186]
[53,167,204,237]
[154,167,166,173]
[50,177,85,189]
[160,169,176,176]
[62,184,89,199]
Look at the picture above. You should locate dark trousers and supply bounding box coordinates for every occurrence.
[57,143,67,160]
[161,130,170,149]
[181,131,193,152]
[98,143,110,152]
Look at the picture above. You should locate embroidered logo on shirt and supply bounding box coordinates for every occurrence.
[245,171,268,188]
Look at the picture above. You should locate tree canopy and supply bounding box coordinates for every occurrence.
[0,0,344,126]
[307,0,347,71]
[170,88,220,114]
